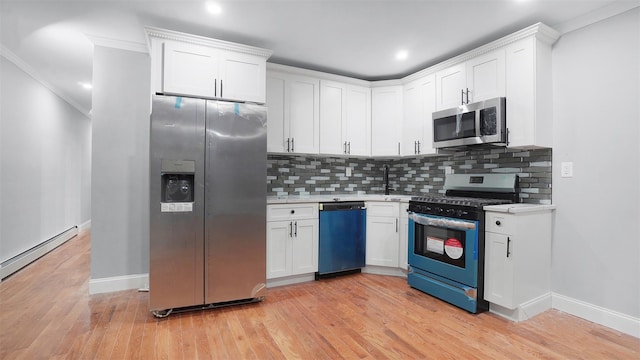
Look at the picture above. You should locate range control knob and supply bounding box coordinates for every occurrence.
[456,210,464,217]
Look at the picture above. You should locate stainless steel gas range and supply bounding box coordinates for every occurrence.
[407,173,519,313]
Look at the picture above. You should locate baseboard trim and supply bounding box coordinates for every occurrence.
[0,227,78,281]
[266,273,315,288]
[89,273,149,294]
[490,293,552,322]
[552,292,640,338]
[362,265,407,278]
[79,220,92,232]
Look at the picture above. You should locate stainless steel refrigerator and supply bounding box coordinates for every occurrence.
[149,94,267,316]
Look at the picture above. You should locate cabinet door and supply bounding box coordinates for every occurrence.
[319,81,347,155]
[419,75,437,155]
[402,75,436,156]
[288,75,320,154]
[163,41,219,98]
[402,80,421,156]
[366,216,400,267]
[291,219,318,275]
[219,52,266,103]
[505,37,535,147]
[435,63,466,110]
[266,74,287,152]
[484,232,515,309]
[266,221,292,279]
[466,49,505,103]
[345,85,371,156]
[371,86,402,156]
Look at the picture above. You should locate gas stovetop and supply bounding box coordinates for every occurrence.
[410,195,513,208]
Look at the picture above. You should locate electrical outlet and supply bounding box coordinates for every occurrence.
[346,167,352,177]
[561,162,573,178]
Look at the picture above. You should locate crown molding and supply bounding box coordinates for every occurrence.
[0,44,90,116]
[402,22,560,83]
[145,26,273,59]
[86,34,148,54]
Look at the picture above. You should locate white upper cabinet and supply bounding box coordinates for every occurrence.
[435,49,505,110]
[320,81,371,156]
[505,37,553,148]
[466,49,506,103]
[163,41,220,98]
[266,71,320,154]
[371,86,403,156]
[219,51,267,104]
[435,63,467,110]
[146,27,272,104]
[402,74,436,156]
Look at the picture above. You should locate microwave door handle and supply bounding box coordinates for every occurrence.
[476,109,482,139]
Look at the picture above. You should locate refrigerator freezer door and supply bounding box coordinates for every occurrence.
[149,95,206,311]
[204,101,267,304]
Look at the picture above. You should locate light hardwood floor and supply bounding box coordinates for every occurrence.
[1,230,638,359]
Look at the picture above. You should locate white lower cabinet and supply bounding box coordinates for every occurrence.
[267,204,318,279]
[484,205,554,321]
[366,202,400,267]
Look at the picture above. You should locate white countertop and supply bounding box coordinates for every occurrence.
[267,194,413,204]
[483,203,556,213]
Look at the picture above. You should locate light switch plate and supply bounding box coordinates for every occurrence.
[561,162,573,178]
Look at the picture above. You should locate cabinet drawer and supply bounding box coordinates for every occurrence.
[486,212,514,235]
[366,202,400,217]
[268,203,319,221]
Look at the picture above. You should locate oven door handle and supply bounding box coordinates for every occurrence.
[408,212,477,230]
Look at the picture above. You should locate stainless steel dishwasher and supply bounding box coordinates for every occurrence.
[316,201,366,279]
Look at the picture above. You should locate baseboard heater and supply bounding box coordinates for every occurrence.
[0,226,78,281]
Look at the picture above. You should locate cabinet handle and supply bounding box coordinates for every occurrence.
[414,141,417,154]
[465,88,470,104]
[215,79,217,97]
[506,237,511,258]
[286,138,291,152]
[398,142,400,155]
[461,89,464,105]
[343,141,347,154]
[347,142,351,154]
[495,220,501,226]
[220,80,223,97]
[396,218,398,232]
[289,222,293,237]
[417,141,421,154]
[294,221,298,237]
[291,138,295,152]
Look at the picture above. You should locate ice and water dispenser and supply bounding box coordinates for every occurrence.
[160,159,195,212]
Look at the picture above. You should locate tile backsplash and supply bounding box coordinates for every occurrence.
[267,147,552,204]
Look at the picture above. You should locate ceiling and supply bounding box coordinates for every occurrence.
[1,0,633,115]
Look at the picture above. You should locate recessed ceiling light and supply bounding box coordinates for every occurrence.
[396,50,409,61]
[78,81,92,90]
[206,2,222,15]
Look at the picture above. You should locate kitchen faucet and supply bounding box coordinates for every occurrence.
[383,164,394,195]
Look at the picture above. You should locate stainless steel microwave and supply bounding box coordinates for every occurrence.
[432,97,506,149]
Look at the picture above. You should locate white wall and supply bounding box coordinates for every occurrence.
[0,55,91,263]
[90,46,150,280]
[552,7,639,320]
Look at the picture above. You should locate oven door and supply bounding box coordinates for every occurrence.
[408,212,479,287]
